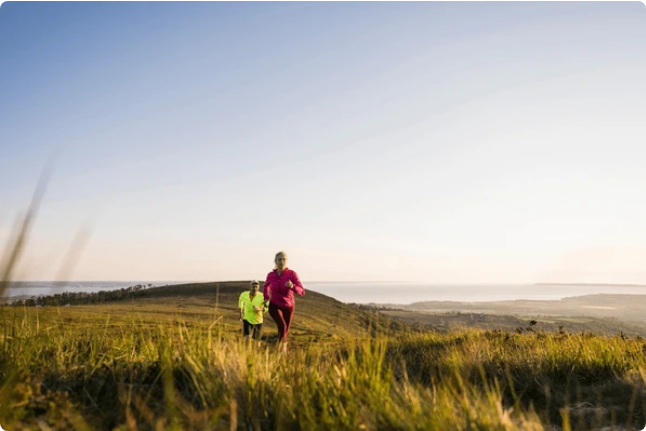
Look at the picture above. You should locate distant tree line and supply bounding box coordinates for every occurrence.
[6,284,153,307]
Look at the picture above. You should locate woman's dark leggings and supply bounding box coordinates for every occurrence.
[268,303,294,343]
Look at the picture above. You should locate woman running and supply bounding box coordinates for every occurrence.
[263,251,305,351]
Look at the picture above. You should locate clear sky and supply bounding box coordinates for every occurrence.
[1,2,645,284]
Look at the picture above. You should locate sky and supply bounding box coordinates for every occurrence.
[1,2,645,284]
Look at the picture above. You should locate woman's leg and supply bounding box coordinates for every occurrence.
[282,307,294,342]
[268,303,286,341]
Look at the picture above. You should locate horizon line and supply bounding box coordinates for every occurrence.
[6,280,646,287]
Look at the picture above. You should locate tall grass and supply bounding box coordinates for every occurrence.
[1,310,551,431]
[2,308,646,430]
[0,170,48,299]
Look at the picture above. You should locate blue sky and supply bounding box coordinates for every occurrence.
[1,2,645,283]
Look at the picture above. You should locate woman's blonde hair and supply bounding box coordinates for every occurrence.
[274,251,287,269]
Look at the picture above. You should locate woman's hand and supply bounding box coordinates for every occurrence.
[285,280,294,289]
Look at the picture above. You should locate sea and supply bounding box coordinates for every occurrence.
[5,281,646,305]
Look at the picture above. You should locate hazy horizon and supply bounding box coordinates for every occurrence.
[8,279,646,287]
[8,280,646,305]
[2,2,645,284]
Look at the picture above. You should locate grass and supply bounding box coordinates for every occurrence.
[0,307,538,430]
[380,309,646,337]
[2,303,646,430]
[2,281,414,343]
[388,330,646,428]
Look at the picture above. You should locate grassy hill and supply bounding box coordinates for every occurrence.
[3,283,646,430]
[5,281,412,342]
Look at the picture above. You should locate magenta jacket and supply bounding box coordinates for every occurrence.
[263,268,305,308]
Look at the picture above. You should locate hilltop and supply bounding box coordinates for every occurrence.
[4,282,646,429]
[7,281,413,341]
[12,283,646,338]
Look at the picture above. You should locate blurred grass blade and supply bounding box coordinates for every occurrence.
[0,165,52,299]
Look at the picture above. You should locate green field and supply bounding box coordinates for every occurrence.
[380,309,646,337]
[2,283,646,430]
[383,294,646,328]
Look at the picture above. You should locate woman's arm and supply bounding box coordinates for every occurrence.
[263,275,272,304]
[291,271,305,296]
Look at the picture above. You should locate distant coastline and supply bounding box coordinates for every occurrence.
[534,283,646,288]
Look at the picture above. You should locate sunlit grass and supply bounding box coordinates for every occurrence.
[0,310,546,430]
[2,306,646,430]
